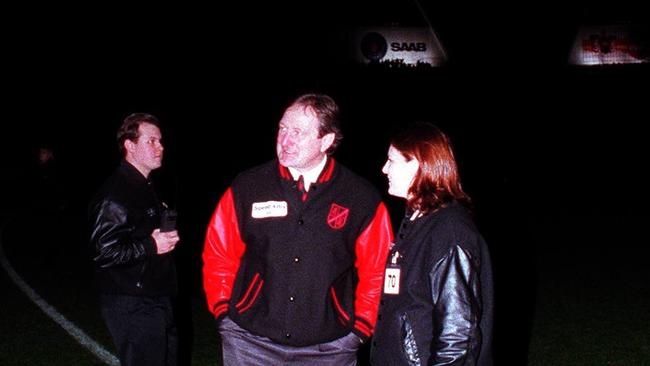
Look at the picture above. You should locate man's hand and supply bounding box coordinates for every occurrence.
[152,229,180,254]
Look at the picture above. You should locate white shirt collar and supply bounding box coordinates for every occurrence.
[288,156,328,192]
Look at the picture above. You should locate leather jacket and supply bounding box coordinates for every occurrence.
[89,161,177,296]
[370,201,493,365]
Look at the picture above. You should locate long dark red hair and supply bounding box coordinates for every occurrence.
[391,122,471,214]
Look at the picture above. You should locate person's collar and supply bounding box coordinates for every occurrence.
[120,160,150,183]
[124,156,151,178]
[288,155,328,191]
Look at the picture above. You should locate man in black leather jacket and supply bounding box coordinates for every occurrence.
[89,113,180,366]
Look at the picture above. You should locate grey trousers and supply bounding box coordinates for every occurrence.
[219,317,359,366]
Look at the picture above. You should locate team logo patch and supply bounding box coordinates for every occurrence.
[327,203,349,229]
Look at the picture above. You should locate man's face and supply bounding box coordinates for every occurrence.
[125,122,163,177]
[276,104,333,172]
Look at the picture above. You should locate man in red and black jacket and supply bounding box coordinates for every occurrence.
[203,94,392,365]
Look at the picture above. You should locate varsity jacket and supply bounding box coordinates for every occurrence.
[370,201,493,366]
[203,158,392,346]
[89,160,177,297]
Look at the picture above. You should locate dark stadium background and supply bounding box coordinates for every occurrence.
[2,1,648,365]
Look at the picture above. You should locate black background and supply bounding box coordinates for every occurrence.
[2,1,649,363]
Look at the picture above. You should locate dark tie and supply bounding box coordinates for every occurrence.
[296,175,308,202]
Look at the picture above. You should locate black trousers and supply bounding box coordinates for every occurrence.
[100,294,178,366]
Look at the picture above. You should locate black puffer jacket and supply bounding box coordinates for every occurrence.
[370,201,493,366]
[89,161,176,296]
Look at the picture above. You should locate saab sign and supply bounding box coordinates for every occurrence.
[353,27,446,66]
[391,42,427,52]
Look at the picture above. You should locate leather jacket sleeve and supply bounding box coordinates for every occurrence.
[202,188,246,322]
[353,202,393,342]
[429,245,482,365]
[89,199,154,268]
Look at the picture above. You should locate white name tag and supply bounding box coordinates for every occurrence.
[251,201,288,218]
[383,267,401,295]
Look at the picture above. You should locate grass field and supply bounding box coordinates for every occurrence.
[527,215,650,366]
[2,208,650,365]
[0,209,221,366]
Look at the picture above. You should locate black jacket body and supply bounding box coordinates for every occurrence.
[370,201,493,366]
[89,161,177,296]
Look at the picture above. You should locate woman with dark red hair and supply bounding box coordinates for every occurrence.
[370,122,494,366]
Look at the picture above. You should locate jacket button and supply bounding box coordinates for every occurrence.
[285,332,291,339]
[298,219,304,225]
[294,257,300,263]
[289,296,295,302]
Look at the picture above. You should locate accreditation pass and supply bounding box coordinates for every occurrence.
[383,251,401,295]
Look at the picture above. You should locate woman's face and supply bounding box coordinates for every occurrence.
[382,145,419,199]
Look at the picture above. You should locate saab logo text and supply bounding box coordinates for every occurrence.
[390,42,427,52]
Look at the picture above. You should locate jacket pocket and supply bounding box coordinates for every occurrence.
[235,273,264,314]
[330,287,351,326]
[400,313,422,366]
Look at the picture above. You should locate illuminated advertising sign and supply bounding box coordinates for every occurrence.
[352,27,447,66]
[569,25,649,65]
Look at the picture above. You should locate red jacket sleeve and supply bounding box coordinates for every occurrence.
[353,202,393,341]
[202,188,246,321]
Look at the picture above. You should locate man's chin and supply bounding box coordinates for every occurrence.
[278,157,295,167]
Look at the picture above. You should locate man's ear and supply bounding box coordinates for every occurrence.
[320,133,335,153]
[124,139,136,154]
